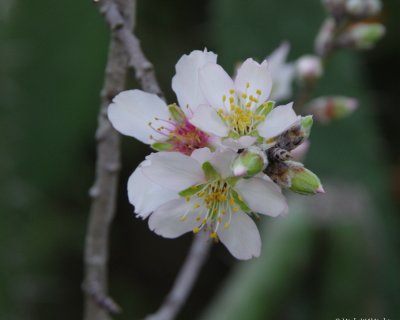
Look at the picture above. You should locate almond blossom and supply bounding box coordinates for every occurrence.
[190,57,300,150]
[108,50,217,155]
[129,148,288,260]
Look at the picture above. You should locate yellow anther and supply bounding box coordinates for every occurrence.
[193,227,200,233]
[193,203,200,209]
[229,197,235,206]
[241,93,247,99]
[229,96,234,104]
[246,102,252,108]
[223,222,230,229]
[266,138,275,144]
[246,82,250,88]
[229,89,235,94]
[202,218,207,224]
[217,217,221,223]
[198,191,205,197]
[233,207,239,213]
[256,89,262,95]
[196,217,201,221]
[222,95,226,102]
[186,197,191,202]
[210,232,218,239]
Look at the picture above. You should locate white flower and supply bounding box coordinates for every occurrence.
[130,148,288,260]
[108,49,217,155]
[190,57,300,150]
[267,42,295,102]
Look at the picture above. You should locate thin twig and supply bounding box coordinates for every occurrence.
[83,0,134,319]
[85,2,211,320]
[145,232,212,320]
[97,0,163,97]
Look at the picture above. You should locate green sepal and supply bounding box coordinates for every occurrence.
[230,189,251,213]
[168,103,186,123]
[202,161,220,180]
[226,176,240,186]
[178,183,206,197]
[255,101,274,117]
[300,115,313,139]
[151,142,174,151]
[227,131,241,139]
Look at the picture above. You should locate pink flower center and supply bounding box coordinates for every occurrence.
[169,121,209,155]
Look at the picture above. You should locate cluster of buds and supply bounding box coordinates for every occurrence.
[317,0,384,56]
[306,96,358,123]
[322,0,382,19]
[263,117,324,195]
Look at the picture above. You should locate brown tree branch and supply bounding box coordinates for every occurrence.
[84,2,212,320]
[97,0,163,97]
[145,232,212,320]
[83,0,135,319]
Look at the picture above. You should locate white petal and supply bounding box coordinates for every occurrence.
[222,136,257,150]
[190,104,229,137]
[107,90,171,144]
[271,64,294,102]
[142,152,204,191]
[218,211,261,260]
[172,49,217,115]
[267,43,294,102]
[235,177,288,217]
[149,199,199,238]
[209,149,237,179]
[191,147,213,164]
[267,42,290,76]
[199,64,235,110]
[234,58,272,105]
[128,161,178,219]
[257,102,299,139]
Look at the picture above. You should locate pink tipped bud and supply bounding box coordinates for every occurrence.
[295,55,323,82]
[306,96,358,123]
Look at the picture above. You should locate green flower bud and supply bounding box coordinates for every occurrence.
[287,161,324,195]
[232,147,267,178]
[265,161,324,195]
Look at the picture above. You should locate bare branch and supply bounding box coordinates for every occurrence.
[83,0,135,319]
[145,233,212,320]
[84,2,211,320]
[96,0,163,97]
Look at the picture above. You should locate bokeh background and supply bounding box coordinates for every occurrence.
[1,0,399,319]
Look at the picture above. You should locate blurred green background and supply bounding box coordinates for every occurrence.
[1,0,399,319]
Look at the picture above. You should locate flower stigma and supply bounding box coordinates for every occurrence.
[179,175,248,241]
[149,118,209,155]
[217,84,271,136]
